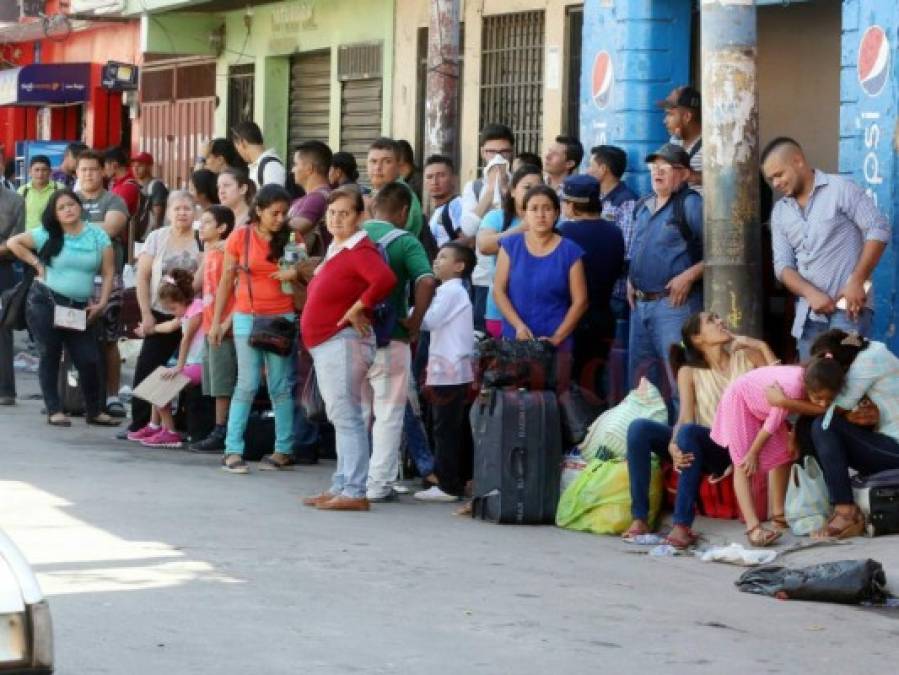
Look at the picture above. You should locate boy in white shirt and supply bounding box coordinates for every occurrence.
[414,243,477,503]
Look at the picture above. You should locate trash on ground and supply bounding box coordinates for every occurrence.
[698,543,778,567]
[735,559,890,605]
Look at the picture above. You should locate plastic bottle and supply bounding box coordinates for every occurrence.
[279,239,307,294]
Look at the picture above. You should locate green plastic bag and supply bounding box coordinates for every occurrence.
[555,454,663,535]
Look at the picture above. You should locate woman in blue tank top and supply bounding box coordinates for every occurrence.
[493,185,587,352]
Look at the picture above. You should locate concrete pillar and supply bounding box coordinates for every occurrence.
[424,0,461,163]
[700,0,762,337]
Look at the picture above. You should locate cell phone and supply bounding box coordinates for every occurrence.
[836,281,872,310]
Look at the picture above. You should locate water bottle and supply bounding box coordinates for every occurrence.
[280,240,306,294]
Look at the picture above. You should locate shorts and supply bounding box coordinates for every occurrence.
[202,336,237,397]
[91,274,124,343]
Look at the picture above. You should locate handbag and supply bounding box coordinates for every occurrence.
[240,227,296,356]
[0,266,35,330]
[300,365,328,424]
[478,338,558,390]
[786,456,831,535]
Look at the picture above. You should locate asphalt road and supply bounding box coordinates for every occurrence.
[1,370,897,674]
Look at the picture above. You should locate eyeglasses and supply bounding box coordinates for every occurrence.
[483,147,513,158]
[647,163,676,174]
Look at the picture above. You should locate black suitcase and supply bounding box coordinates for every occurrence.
[57,350,85,416]
[470,388,562,524]
[243,410,275,461]
[177,385,216,443]
[853,469,899,536]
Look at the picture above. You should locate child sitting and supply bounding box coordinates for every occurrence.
[191,205,237,452]
[710,358,842,546]
[414,243,477,503]
[130,270,205,448]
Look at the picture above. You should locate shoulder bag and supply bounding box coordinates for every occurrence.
[240,227,296,356]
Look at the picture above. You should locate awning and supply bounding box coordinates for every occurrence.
[0,63,92,107]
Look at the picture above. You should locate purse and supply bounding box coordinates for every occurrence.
[0,266,35,330]
[240,227,296,356]
[300,365,328,423]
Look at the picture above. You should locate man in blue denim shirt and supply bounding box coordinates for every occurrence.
[627,144,704,402]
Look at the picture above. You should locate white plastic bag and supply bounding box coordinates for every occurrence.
[698,543,777,567]
[578,378,668,460]
[785,456,831,536]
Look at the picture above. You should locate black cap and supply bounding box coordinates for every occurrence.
[560,175,601,211]
[656,85,701,111]
[644,143,691,168]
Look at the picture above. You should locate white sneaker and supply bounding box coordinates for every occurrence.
[413,486,460,503]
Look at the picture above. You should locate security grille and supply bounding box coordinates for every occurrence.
[227,64,255,131]
[289,50,331,152]
[338,43,384,186]
[479,10,545,156]
[565,6,583,137]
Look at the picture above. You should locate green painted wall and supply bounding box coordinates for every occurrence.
[214,0,396,161]
[143,13,222,55]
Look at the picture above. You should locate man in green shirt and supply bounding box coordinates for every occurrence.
[362,182,436,501]
[366,137,424,237]
[18,155,62,230]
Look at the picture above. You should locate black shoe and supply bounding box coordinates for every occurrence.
[0,396,15,406]
[191,429,226,453]
[115,429,130,441]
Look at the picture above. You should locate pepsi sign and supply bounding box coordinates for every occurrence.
[592,51,613,110]
[857,26,890,98]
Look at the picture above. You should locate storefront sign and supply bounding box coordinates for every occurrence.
[0,68,19,106]
[268,1,316,51]
[0,64,91,106]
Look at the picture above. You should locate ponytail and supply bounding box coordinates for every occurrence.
[157,268,196,306]
[669,312,708,376]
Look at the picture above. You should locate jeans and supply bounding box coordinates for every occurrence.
[310,329,376,498]
[811,414,899,504]
[797,308,872,361]
[0,262,15,398]
[364,340,412,498]
[472,285,489,333]
[129,311,182,431]
[628,294,701,413]
[25,283,102,418]
[403,399,435,478]
[428,383,472,496]
[626,419,730,527]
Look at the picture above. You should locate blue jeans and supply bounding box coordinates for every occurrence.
[811,414,899,504]
[626,419,730,527]
[628,294,701,410]
[404,400,435,477]
[225,315,295,456]
[797,308,872,361]
[310,329,377,498]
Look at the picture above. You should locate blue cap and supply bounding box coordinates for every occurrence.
[560,174,601,210]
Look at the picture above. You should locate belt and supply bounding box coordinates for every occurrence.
[634,289,669,302]
[32,280,88,309]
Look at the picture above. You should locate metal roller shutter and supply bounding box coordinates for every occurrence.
[288,50,332,152]
[338,42,383,186]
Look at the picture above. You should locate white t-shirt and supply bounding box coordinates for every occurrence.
[460,178,504,287]
[248,149,286,188]
[421,278,474,386]
[428,196,464,247]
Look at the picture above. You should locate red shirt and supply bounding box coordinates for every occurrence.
[225,226,296,316]
[301,236,396,349]
[202,246,236,332]
[109,170,141,216]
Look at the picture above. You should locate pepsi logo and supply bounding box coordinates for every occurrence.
[858,26,890,98]
[592,51,613,110]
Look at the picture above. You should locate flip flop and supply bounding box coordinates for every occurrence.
[47,415,72,427]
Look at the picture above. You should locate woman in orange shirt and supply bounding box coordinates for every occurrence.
[209,185,296,474]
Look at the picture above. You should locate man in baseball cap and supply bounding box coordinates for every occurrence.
[626,141,704,407]
[657,85,703,193]
[130,151,168,240]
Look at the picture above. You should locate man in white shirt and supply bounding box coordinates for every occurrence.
[232,120,286,188]
[424,154,466,247]
[414,242,476,503]
[658,85,703,194]
[459,123,515,332]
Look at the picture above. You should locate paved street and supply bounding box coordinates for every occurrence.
[1,370,897,675]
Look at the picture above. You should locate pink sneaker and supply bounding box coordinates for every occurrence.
[127,425,159,442]
[140,428,183,449]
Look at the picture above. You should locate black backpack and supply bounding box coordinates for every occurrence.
[258,155,303,199]
[634,185,702,264]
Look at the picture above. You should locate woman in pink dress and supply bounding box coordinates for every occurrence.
[711,359,843,546]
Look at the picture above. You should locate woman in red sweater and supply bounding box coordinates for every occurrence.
[301,187,396,511]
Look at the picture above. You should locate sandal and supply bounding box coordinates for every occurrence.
[259,453,295,471]
[87,414,122,427]
[222,454,249,474]
[769,514,789,531]
[453,501,473,517]
[105,400,127,418]
[622,519,651,539]
[47,414,72,428]
[665,525,699,549]
[812,508,865,540]
[746,524,782,548]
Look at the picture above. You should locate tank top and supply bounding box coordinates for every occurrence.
[691,348,754,427]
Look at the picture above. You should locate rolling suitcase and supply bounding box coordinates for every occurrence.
[853,469,899,536]
[470,388,562,524]
[57,350,85,416]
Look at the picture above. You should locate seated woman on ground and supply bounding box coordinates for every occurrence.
[710,358,844,547]
[765,330,899,539]
[624,311,777,548]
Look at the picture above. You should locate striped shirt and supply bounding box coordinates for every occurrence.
[829,341,899,444]
[600,182,637,301]
[691,348,754,427]
[771,170,891,338]
[671,136,702,195]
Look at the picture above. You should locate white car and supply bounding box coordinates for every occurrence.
[0,530,53,673]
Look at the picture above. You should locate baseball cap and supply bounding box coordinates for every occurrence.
[131,151,154,165]
[560,174,601,210]
[656,85,701,111]
[645,143,691,168]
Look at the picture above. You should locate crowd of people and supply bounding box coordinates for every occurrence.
[0,84,897,538]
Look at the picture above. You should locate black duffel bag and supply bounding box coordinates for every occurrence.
[478,338,557,391]
[0,267,34,331]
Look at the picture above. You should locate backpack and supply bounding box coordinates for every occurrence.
[439,197,460,241]
[634,185,702,264]
[134,178,163,243]
[372,228,410,347]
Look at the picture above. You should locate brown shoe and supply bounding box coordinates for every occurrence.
[316,495,370,512]
[302,492,335,507]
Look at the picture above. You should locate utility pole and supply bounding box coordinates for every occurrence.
[424,0,461,163]
[700,1,762,337]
